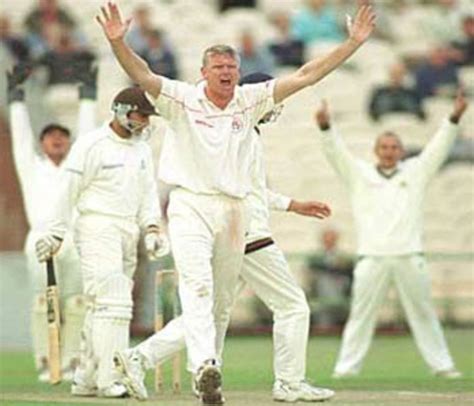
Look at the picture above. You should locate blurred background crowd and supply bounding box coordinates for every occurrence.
[0,0,473,345]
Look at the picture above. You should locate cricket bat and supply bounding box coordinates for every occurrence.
[154,271,164,393]
[46,258,62,384]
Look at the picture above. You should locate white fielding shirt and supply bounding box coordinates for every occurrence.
[9,100,96,232]
[320,118,458,256]
[50,123,160,238]
[154,78,276,198]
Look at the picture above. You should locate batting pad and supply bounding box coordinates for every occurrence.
[92,273,133,389]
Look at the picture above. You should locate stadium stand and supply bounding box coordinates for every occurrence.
[1,0,473,329]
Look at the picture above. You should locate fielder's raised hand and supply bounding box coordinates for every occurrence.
[96,1,132,43]
[449,88,469,124]
[35,235,63,262]
[288,200,332,219]
[144,225,170,260]
[346,5,376,45]
[315,100,331,131]
[7,63,33,103]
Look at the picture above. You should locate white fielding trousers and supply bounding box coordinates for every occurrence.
[137,243,310,383]
[166,188,247,373]
[334,255,456,375]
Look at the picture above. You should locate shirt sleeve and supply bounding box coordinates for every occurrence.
[9,101,37,186]
[415,118,458,184]
[137,145,161,231]
[267,189,291,211]
[320,126,359,188]
[147,77,191,124]
[241,80,276,127]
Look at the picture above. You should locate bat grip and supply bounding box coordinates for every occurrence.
[46,259,57,286]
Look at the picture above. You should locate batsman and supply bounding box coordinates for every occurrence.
[35,87,169,398]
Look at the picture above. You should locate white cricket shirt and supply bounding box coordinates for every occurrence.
[320,118,458,256]
[49,123,160,238]
[154,78,276,198]
[8,101,95,232]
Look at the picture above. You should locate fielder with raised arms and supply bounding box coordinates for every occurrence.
[315,91,468,379]
[97,2,375,403]
[35,87,169,398]
[7,65,97,382]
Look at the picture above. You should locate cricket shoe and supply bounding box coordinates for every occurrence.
[435,369,463,379]
[71,363,97,397]
[272,380,335,402]
[332,370,358,379]
[37,368,50,383]
[113,349,148,400]
[195,359,225,405]
[98,382,129,398]
[71,381,97,397]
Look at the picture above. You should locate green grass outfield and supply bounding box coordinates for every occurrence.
[1,329,473,405]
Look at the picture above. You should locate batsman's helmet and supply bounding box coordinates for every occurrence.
[239,72,274,85]
[111,86,158,117]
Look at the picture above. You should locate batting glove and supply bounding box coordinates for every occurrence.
[35,235,63,262]
[144,226,170,260]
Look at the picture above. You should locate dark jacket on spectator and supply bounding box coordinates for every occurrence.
[369,86,425,121]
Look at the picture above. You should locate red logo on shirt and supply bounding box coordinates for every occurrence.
[231,116,243,133]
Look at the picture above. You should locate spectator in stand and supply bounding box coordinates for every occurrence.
[419,0,464,45]
[0,15,30,62]
[369,62,426,122]
[268,11,305,67]
[126,5,153,56]
[218,0,256,13]
[451,13,474,66]
[291,0,344,46]
[23,0,88,59]
[139,29,179,80]
[238,31,275,77]
[38,25,95,85]
[306,228,353,328]
[415,46,460,100]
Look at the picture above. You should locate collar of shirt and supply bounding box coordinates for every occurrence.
[376,163,400,179]
[195,80,240,111]
[104,122,139,145]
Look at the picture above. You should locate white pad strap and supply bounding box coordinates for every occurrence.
[94,273,133,320]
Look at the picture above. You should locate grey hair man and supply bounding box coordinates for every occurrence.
[97,2,375,404]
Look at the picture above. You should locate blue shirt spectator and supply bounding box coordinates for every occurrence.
[415,47,459,100]
[238,31,275,77]
[291,0,344,45]
[139,29,179,80]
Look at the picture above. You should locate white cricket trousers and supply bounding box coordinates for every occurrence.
[136,243,310,383]
[74,214,139,390]
[334,255,456,375]
[167,188,247,373]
